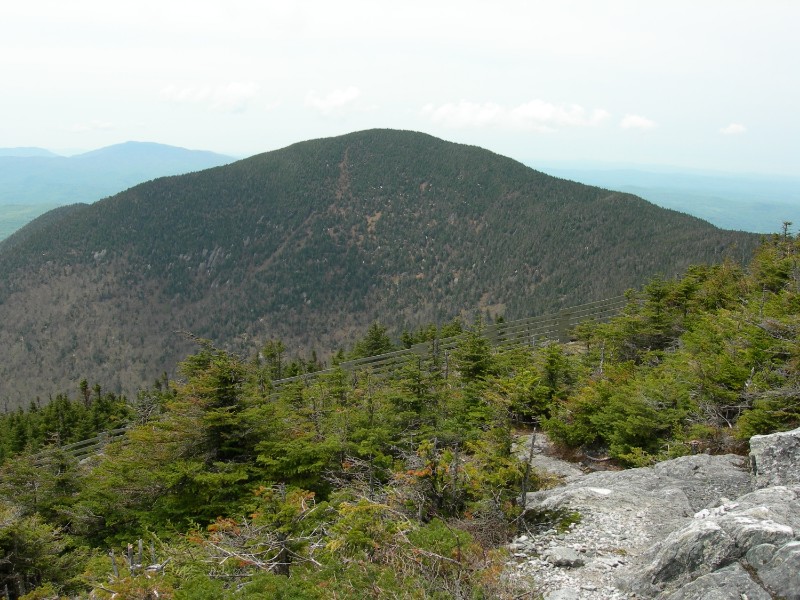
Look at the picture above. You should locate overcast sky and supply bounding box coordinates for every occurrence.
[2,1,797,175]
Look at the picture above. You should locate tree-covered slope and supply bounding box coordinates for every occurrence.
[0,203,88,253]
[0,233,797,599]
[0,129,758,404]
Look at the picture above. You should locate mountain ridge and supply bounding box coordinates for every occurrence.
[0,147,60,158]
[0,141,234,206]
[0,141,236,243]
[0,129,759,403]
[534,162,800,233]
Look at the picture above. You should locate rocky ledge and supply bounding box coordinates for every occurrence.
[506,426,800,599]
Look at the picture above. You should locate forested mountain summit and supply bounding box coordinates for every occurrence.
[0,129,758,404]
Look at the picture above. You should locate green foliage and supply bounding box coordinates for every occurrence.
[0,387,133,464]
[349,322,395,359]
[0,449,81,526]
[5,233,800,597]
[402,318,464,348]
[44,317,531,595]
[546,232,800,463]
[453,327,494,383]
[496,343,579,424]
[0,503,87,599]
[174,577,226,599]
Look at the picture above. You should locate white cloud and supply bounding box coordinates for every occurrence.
[720,123,747,135]
[304,86,361,114]
[421,101,505,128]
[160,82,258,113]
[64,120,114,133]
[161,84,211,103]
[620,114,657,130]
[511,101,610,129]
[420,100,610,132]
[210,82,258,113]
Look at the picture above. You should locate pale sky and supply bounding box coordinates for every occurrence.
[2,1,798,175]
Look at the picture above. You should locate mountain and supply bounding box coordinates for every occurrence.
[0,147,60,158]
[0,203,87,254]
[0,141,235,206]
[0,142,236,243]
[70,141,234,174]
[0,129,759,404]
[533,162,800,234]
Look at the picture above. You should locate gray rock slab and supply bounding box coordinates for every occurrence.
[625,483,800,597]
[511,432,800,600]
[718,508,794,548]
[750,425,800,488]
[662,563,771,600]
[638,519,738,591]
[515,433,586,482]
[757,540,800,599]
[745,542,777,570]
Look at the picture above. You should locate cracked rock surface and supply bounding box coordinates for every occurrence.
[506,427,800,599]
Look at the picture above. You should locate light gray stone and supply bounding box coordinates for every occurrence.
[509,431,800,599]
[757,540,800,599]
[750,425,800,488]
[517,433,586,483]
[662,563,771,600]
[745,542,777,570]
[717,508,794,548]
[543,589,580,600]
[626,484,800,596]
[530,453,752,514]
[543,546,585,568]
[729,485,800,534]
[642,519,737,589]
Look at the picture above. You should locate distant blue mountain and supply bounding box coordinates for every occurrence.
[0,142,236,241]
[0,141,235,206]
[531,161,800,234]
[0,147,61,158]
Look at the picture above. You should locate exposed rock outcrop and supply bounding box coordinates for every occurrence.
[626,485,800,598]
[507,426,800,599]
[750,425,800,488]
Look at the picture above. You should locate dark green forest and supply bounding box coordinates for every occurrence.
[0,233,798,599]
[0,129,758,403]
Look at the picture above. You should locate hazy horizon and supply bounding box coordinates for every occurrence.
[2,134,797,238]
[2,2,798,177]
[4,134,799,182]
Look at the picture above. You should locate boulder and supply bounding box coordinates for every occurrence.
[750,425,800,488]
[755,540,800,599]
[512,430,800,599]
[625,485,800,597]
[744,542,777,571]
[530,453,751,512]
[525,453,753,550]
[732,485,800,531]
[638,519,737,590]
[662,563,771,600]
